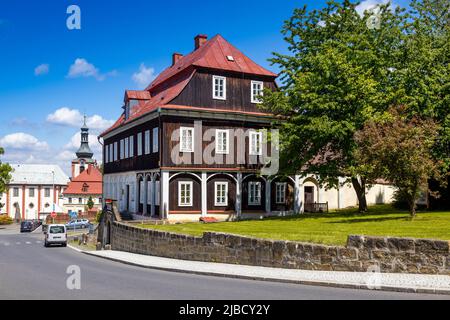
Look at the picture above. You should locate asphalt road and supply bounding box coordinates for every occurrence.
[0,225,448,300]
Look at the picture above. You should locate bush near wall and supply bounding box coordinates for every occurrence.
[0,215,13,225]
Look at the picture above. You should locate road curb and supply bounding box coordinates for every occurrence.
[77,250,450,296]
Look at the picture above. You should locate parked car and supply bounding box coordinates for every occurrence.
[20,220,34,233]
[66,219,91,230]
[44,224,67,247]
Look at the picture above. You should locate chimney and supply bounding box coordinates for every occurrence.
[172,53,183,66]
[195,34,208,50]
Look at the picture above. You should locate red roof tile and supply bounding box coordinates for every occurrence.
[100,34,278,137]
[125,90,151,101]
[64,166,103,195]
[148,34,277,91]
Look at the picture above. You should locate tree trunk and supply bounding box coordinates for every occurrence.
[352,177,368,213]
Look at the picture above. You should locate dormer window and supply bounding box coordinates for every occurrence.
[251,81,264,104]
[213,76,226,100]
[125,99,139,120]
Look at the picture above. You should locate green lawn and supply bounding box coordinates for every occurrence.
[137,205,450,245]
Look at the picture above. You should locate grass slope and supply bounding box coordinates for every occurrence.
[137,205,450,245]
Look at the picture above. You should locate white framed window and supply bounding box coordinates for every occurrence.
[180,127,194,153]
[215,182,228,206]
[248,181,262,206]
[144,130,150,155]
[147,181,152,205]
[216,129,229,154]
[275,183,287,204]
[120,139,125,160]
[105,145,109,163]
[124,137,129,159]
[213,75,226,100]
[178,181,193,207]
[251,81,264,103]
[114,142,118,161]
[129,136,134,157]
[153,127,159,153]
[249,131,263,156]
[137,132,143,156]
[108,144,112,163]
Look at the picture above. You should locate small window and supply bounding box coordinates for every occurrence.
[180,127,194,153]
[213,75,226,100]
[105,145,109,163]
[215,182,228,207]
[69,198,72,204]
[29,188,35,197]
[144,130,151,155]
[153,127,159,153]
[251,81,264,103]
[79,198,83,204]
[120,139,125,160]
[275,183,287,204]
[124,138,129,159]
[249,131,263,156]
[109,144,114,162]
[13,188,19,197]
[137,132,143,156]
[45,188,51,198]
[178,181,193,207]
[248,182,262,206]
[129,136,134,157]
[216,129,229,155]
[114,142,118,161]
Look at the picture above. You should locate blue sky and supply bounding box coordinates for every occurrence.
[0,0,409,174]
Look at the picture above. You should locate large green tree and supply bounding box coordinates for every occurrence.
[0,148,12,211]
[395,0,450,171]
[262,0,408,212]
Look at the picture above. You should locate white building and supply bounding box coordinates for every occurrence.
[0,164,69,221]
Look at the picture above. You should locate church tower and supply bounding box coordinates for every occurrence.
[71,116,95,179]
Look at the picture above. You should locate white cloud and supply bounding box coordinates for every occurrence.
[0,133,49,151]
[355,0,391,16]
[132,63,156,89]
[46,107,114,131]
[67,58,116,81]
[34,64,49,76]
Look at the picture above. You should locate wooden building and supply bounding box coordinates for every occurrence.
[100,34,395,222]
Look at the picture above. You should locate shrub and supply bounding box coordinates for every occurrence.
[0,215,13,225]
[96,210,103,223]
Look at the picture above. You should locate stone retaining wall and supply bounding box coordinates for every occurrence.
[110,222,450,275]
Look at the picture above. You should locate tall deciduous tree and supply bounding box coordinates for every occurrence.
[355,107,440,216]
[262,0,408,212]
[0,147,12,210]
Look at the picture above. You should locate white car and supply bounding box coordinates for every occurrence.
[44,224,67,247]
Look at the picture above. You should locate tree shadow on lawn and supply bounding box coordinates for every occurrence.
[263,207,409,222]
[326,215,411,224]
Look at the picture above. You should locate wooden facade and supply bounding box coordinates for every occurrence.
[101,34,300,221]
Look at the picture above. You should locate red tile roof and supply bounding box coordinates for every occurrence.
[148,34,277,91]
[64,165,103,195]
[100,34,278,137]
[125,90,151,101]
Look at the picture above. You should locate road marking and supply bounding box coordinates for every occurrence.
[3,242,10,246]
[26,241,32,245]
